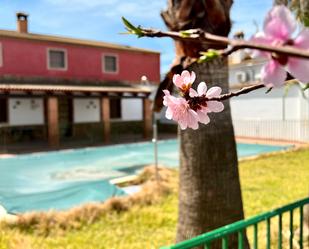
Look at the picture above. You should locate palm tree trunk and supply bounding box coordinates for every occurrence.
[176,58,247,248]
[159,1,249,248]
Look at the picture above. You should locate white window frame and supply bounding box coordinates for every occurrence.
[47,48,68,71]
[0,43,3,67]
[102,53,118,74]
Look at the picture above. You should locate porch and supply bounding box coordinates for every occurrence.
[0,83,154,152]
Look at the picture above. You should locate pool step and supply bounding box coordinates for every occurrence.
[110,175,138,185]
[0,204,18,224]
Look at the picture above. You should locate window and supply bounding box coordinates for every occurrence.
[47,49,67,70]
[0,43,3,67]
[103,54,118,73]
[110,99,121,119]
[236,71,248,83]
[0,98,8,123]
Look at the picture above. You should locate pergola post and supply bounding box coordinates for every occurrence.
[143,98,152,139]
[47,96,59,148]
[101,97,110,143]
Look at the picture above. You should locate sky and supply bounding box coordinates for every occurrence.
[0,0,272,73]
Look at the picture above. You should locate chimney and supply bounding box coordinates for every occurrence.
[16,12,28,33]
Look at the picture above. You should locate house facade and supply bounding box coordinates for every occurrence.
[0,13,160,150]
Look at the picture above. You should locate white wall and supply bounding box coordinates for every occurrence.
[73,98,100,123]
[230,85,309,142]
[230,85,302,121]
[9,98,44,125]
[299,88,309,121]
[232,119,309,142]
[121,98,142,121]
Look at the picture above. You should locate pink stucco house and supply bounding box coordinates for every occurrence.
[0,12,160,149]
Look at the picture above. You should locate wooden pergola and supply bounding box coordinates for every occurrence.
[0,84,153,147]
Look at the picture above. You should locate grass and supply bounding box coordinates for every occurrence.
[1,147,309,249]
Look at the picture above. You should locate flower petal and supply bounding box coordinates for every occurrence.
[181,70,190,78]
[172,74,183,88]
[261,60,287,87]
[294,29,309,50]
[287,58,309,83]
[197,110,210,124]
[206,86,222,98]
[197,82,207,96]
[250,33,273,58]
[179,120,187,130]
[165,107,173,119]
[207,101,224,113]
[190,71,196,84]
[181,70,191,85]
[263,5,296,41]
[163,90,171,106]
[189,88,198,97]
[187,109,199,130]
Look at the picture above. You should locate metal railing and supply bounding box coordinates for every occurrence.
[161,197,309,249]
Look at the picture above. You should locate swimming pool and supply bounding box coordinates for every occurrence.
[0,139,288,213]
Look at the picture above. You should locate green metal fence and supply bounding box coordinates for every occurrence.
[161,197,309,249]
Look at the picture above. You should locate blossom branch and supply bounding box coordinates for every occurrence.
[206,83,265,101]
[141,28,309,59]
[122,18,309,60]
[163,71,268,130]
[123,5,309,129]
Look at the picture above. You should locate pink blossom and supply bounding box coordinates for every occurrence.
[163,90,199,130]
[189,82,224,124]
[172,70,196,91]
[251,5,309,87]
[163,71,225,129]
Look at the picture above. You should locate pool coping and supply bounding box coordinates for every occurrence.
[0,204,18,223]
[0,137,303,158]
[0,139,173,158]
[235,136,308,147]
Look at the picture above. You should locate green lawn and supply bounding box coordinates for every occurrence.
[1,147,309,249]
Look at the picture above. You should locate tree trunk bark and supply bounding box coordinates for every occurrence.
[176,58,248,248]
[160,1,249,248]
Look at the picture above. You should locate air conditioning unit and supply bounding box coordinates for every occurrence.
[236,71,248,83]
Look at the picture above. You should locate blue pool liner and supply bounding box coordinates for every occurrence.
[0,139,290,213]
[0,180,125,213]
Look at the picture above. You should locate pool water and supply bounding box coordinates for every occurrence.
[0,139,288,213]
